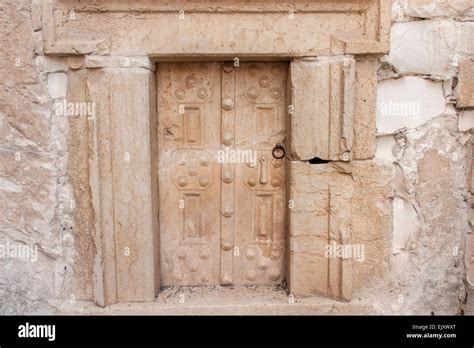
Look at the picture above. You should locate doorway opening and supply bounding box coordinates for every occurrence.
[157,62,289,289]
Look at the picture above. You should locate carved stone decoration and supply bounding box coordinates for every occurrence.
[157,62,287,287]
[158,63,221,286]
[234,62,287,285]
[58,0,392,306]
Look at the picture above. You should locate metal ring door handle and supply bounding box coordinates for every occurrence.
[272,144,286,159]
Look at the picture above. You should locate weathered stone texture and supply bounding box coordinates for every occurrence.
[42,1,390,56]
[376,76,446,134]
[289,57,355,161]
[467,141,474,289]
[353,57,379,160]
[75,67,159,304]
[386,20,474,78]
[403,117,469,314]
[66,70,95,301]
[288,162,352,298]
[381,10,474,314]
[288,160,394,299]
[0,0,68,314]
[288,55,380,162]
[381,115,470,314]
[393,0,474,21]
[456,57,474,108]
[458,109,474,132]
[0,0,473,315]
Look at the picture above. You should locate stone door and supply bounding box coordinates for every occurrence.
[157,62,287,287]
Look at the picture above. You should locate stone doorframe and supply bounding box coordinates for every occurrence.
[42,0,391,306]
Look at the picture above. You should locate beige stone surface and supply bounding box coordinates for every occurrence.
[0,0,71,314]
[289,57,355,161]
[52,0,391,307]
[386,115,470,314]
[42,0,391,57]
[456,57,474,108]
[58,286,377,315]
[157,62,288,287]
[468,230,474,288]
[376,76,446,134]
[353,56,379,160]
[467,138,474,291]
[394,0,474,21]
[66,69,95,301]
[67,67,160,304]
[84,56,156,71]
[288,160,394,299]
[458,109,474,132]
[0,0,472,316]
[386,20,474,78]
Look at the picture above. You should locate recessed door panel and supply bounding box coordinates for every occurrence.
[158,63,221,286]
[234,63,287,285]
[158,62,287,287]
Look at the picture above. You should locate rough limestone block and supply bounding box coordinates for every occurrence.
[458,110,474,132]
[457,23,474,56]
[398,0,474,21]
[387,21,458,78]
[392,197,420,255]
[289,57,355,161]
[387,20,474,76]
[456,57,474,108]
[466,230,474,288]
[376,76,446,134]
[47,72,67,99]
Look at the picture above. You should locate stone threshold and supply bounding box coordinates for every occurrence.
[58,285,375,315]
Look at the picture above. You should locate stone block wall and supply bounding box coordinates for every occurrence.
[374,0,473,314]
[0,0,74,314]
[0,0,473,314]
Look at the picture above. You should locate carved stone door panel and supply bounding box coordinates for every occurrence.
[157,62,287,287]
[234,63,287,285]
[157,63,222,286]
